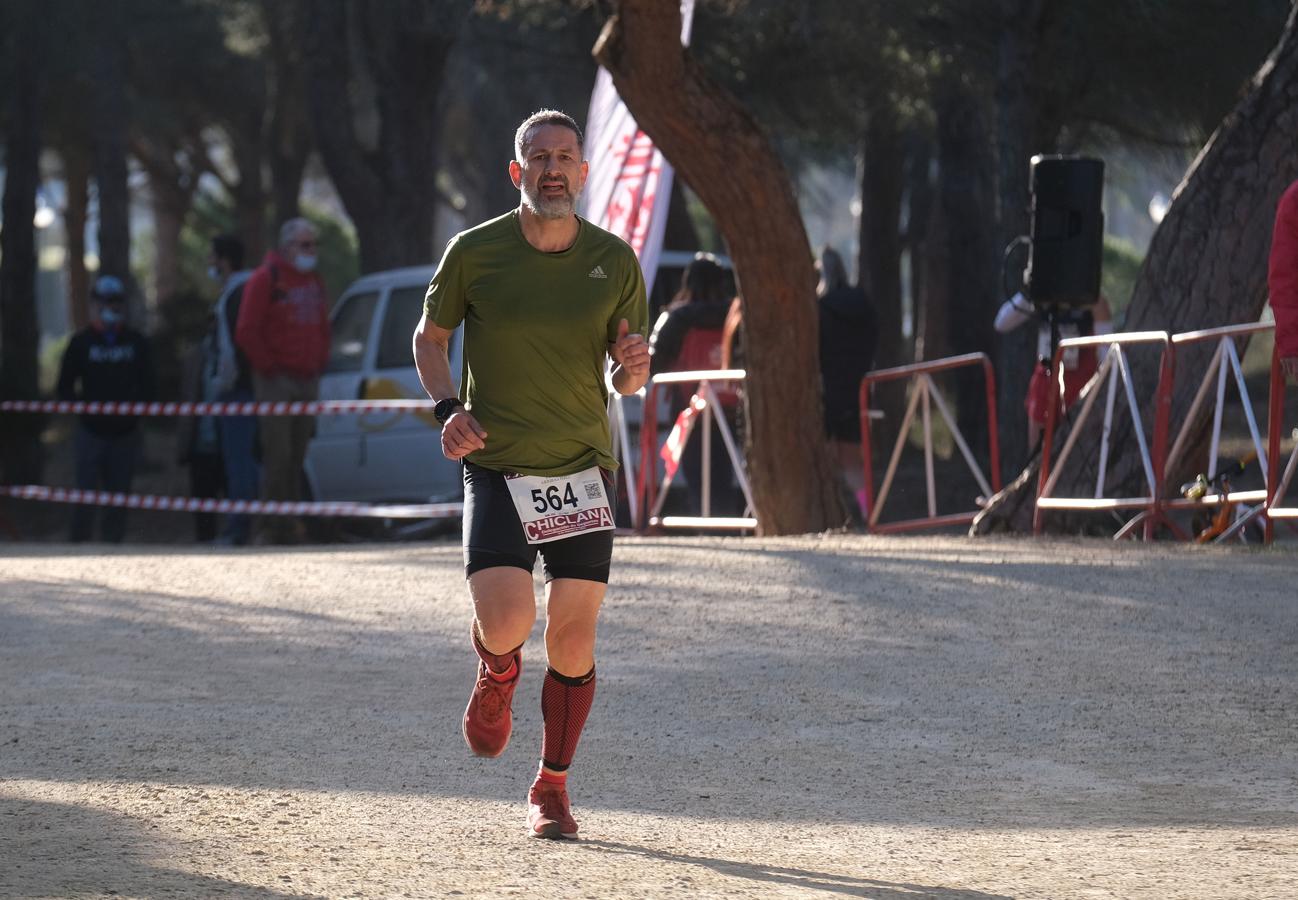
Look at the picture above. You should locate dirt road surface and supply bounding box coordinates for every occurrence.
[2,534,1295,899]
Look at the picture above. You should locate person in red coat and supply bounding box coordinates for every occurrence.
[1269,180,1298,383]
[235,218,332,543]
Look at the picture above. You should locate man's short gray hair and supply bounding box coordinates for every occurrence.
[279,217,316,249]
[514,109,583,161]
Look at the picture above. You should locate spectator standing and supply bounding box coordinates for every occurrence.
[1269,179,1298,383]
[816,246,877,521]
[56,275,156,542]
[235,218,331,544]
[208,234,257,545]
[648,254,742,515]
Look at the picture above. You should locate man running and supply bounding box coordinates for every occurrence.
[412,109,649,839]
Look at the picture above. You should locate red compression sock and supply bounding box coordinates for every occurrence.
[540,666,596,773]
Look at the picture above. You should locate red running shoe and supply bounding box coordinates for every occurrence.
[461,655,520,758]
[527,780,579,840]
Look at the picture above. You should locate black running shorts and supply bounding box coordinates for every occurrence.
[462,461,616,584]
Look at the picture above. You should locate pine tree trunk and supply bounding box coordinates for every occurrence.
[858,99,903,369]
[594,1,845,535]
[151,189,185,308]
[137,142,198,310]
[916,201,950,363]
[270,150,308,230]
[992,1,1049,479]
[856,100,907,459]
[904,128,934,357]
[232,135,269,261]
[91,2,131,293]
[264,0,312,227]
[301,0,458,272]
[60,144,91,331]
[974,5,1298,535]
[935,74,999,449]
[0,0,46,485]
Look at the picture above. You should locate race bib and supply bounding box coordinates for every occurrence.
[505,466,615,545]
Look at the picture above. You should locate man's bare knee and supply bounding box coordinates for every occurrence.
[543,578,605,675]
[469,567,537,652]
[545,618,596,664]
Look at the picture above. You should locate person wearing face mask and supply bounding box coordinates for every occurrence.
[56,275,156,542]
[234,218,332,544]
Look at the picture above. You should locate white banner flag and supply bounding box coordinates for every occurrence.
[581,0,695,298]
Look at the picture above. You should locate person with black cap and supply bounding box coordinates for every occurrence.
[56,275,156,542]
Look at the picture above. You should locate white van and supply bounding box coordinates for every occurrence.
[304,251,730,512]
[304,266,462,506]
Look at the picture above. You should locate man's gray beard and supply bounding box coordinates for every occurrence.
[522,183,577,220]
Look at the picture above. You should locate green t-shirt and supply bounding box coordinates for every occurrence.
[424,211,648,476]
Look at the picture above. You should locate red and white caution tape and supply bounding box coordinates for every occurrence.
[0,399,436,417]
[0,485,462,519]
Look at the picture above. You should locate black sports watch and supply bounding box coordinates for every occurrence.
[433,397,465,425]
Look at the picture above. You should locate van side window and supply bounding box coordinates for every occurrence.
[377,286,456,369]
[328,291,380,372]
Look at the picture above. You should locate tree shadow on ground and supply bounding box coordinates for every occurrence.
[577,840,1014,899]
[599,539,1298,831]
[0,797,310,899]
[2,542,1296,837]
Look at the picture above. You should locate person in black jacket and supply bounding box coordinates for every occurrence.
[56,276,156,542]
[816,246,877,521]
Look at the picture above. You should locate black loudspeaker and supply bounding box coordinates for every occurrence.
[1024,155,1105,310]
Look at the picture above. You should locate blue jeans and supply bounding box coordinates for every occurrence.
[218,389,260,545]
[71,425,140,543]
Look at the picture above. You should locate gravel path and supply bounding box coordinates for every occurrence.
[1,534,1295,899]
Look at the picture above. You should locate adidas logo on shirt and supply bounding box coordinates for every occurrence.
[588,265,608,279]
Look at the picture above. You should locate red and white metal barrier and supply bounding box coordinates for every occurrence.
[0,485,460,519]
[1,397,459,524]
[607,388,641,531]
[1264,430,1298,525]
[1164,323,1271,483]
[859,353,1001,534]
[1034,322,1298,544]
[0,399,436,417]
[1034,331,1174,539]
[1264,347,1298,541]
[637,369,756,532]
[1160,323,1272,542]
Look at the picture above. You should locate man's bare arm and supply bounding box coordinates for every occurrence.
[413,312,486,459]
[413,312,457,403]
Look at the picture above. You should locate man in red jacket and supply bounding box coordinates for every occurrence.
[235,218,332,543]
[1270,180,1298,383]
